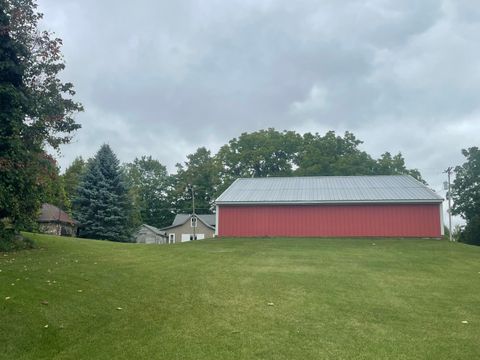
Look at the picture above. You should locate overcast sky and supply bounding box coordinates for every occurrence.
[39,0,479,225]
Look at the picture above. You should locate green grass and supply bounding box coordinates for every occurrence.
[1,233,479,360]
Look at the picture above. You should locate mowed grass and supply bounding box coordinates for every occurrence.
[1,234,479,360]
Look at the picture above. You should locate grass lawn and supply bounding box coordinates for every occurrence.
[1,234,479,359]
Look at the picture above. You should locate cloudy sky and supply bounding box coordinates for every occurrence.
[39,0,479,225]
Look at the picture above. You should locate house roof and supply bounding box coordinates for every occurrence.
[140,224,167,236]
[215,175,443,205]
[162,214,216,230]
[38,204,77,225]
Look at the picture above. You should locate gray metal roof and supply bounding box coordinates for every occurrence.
[215,175,443,204]
[140,224,166,236]
[162,214,216,230]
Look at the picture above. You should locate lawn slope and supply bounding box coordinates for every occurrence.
[1,234,479,359]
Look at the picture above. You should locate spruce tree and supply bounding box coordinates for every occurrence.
[74,145,132,242]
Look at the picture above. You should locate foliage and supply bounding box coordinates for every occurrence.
[74,145,132,242]
[0,0,81,245]
[124,156,173,229]
[172,147,222,214]
[452,147,480,245]
[294,131,375,176]
[4,0,83,149]
[217,129,301,179]
[62,156,86,207]
[0,4,41,242]
[374,151,424,183]
[36,153,70,211]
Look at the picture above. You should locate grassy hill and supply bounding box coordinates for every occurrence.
[1,233,479,359]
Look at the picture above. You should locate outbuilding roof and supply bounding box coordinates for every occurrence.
[38,204,77,224]
[161,214,216,230]
[140,224,167,236]
[215,175,443,204]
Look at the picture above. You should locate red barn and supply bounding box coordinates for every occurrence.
[215,176,444,238]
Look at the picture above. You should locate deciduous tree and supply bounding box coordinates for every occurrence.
[452,147,480,245]
[124,156,173,229]
[173,147,221,214]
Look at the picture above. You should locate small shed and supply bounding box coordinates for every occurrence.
[135,224,168,244]
[38,203,78,237]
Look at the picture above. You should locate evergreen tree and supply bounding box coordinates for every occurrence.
[74,145,132,242]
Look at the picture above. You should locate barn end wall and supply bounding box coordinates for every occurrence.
[217,203,442,238]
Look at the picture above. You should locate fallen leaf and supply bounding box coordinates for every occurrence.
[44,324,49,328]
[5,297,10,300]
[116,307,123,310]
[461,320,468,324]
[77,290,83,293]
[11,283,14,286]
[267,302,274,306]
[41,300,49,305]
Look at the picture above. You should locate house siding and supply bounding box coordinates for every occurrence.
[218,203,442,238]
[135,227,167,244]
[165,219,215,243]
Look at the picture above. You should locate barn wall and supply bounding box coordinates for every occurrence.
[218,203,442,238]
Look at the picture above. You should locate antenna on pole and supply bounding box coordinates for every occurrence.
[443,167,453,241]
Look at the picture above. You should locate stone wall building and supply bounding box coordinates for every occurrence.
[38,204,78,237]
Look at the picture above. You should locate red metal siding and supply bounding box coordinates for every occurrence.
[218,204,441,238]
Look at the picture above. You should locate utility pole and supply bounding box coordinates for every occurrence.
[191,184,196,241]
[443,167,453,241]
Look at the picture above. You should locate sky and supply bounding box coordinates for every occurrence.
[38,0,480,226]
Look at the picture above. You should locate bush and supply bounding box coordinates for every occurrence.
[458,216,480,246]
[0,224,35,252]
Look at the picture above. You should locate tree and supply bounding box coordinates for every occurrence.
[374,152,424,182]
[217,129,301,179]
[294,131,376,176]
[0,5,40,240]
[452,147,480,245]
[74,145,132,242]
[62,157,86,207]
[1,0,82,244]
[37,153,69,211]
[172,147,221,214]
[5,0,83,148]
[124,156,173,228]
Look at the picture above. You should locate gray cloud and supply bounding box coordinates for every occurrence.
[39,0,480,225]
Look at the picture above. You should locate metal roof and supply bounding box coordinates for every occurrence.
[140,224,166,236]
[215,175,443,204]
[162,214,216,230]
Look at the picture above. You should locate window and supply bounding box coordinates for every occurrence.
[191,216,197,228]
[168,234,175,244]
